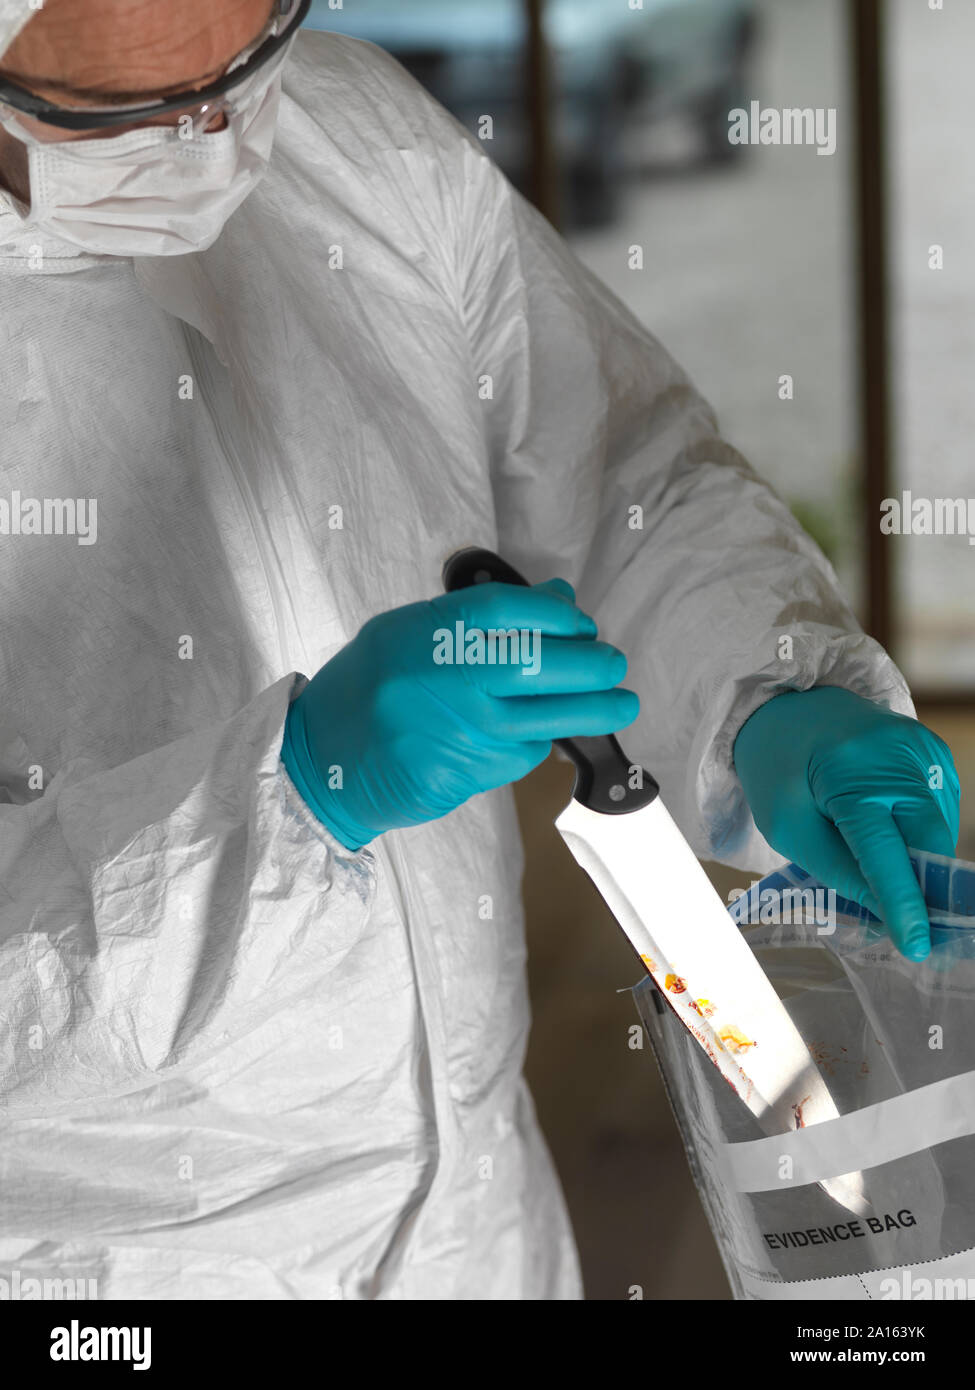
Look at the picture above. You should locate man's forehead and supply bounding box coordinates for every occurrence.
[2,0,275,96]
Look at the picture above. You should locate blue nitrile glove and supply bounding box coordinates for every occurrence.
[282,579,639,850]
[733,686,960,962]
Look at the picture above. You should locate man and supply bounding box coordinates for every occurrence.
[0,0,958,1300]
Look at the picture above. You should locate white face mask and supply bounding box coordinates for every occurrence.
[0,73,283,258]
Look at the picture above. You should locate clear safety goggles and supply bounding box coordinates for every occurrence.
[0,0,310,137]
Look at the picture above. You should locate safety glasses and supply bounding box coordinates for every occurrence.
[0,0,311,135]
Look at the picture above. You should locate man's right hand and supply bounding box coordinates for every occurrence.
[281,578,638,849]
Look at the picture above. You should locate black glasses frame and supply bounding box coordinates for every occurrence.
[0,0,311,130]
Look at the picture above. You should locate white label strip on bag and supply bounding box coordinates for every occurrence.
[720,1066,975,1193]
[737,1245,975,1301]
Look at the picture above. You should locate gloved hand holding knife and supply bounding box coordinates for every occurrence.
[282,570,638,851]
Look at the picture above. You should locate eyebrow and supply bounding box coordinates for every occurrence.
[0,66,231,104]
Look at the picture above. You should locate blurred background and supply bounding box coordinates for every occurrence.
[306,0,975,1299]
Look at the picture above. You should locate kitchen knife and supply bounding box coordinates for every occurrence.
[443,546,869,1216]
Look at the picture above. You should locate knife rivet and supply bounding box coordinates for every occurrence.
[609,784,625,802]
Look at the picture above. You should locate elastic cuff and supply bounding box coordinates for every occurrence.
[280,699,367,853]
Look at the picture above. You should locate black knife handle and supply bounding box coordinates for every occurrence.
[442,547,659,815]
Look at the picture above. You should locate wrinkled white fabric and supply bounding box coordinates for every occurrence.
[0,31,914,1300]
[0,0,31,57]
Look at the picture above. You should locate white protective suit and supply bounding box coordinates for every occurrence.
[0,6,914,1299]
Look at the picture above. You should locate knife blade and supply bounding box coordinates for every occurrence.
[443,546,869,1216]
